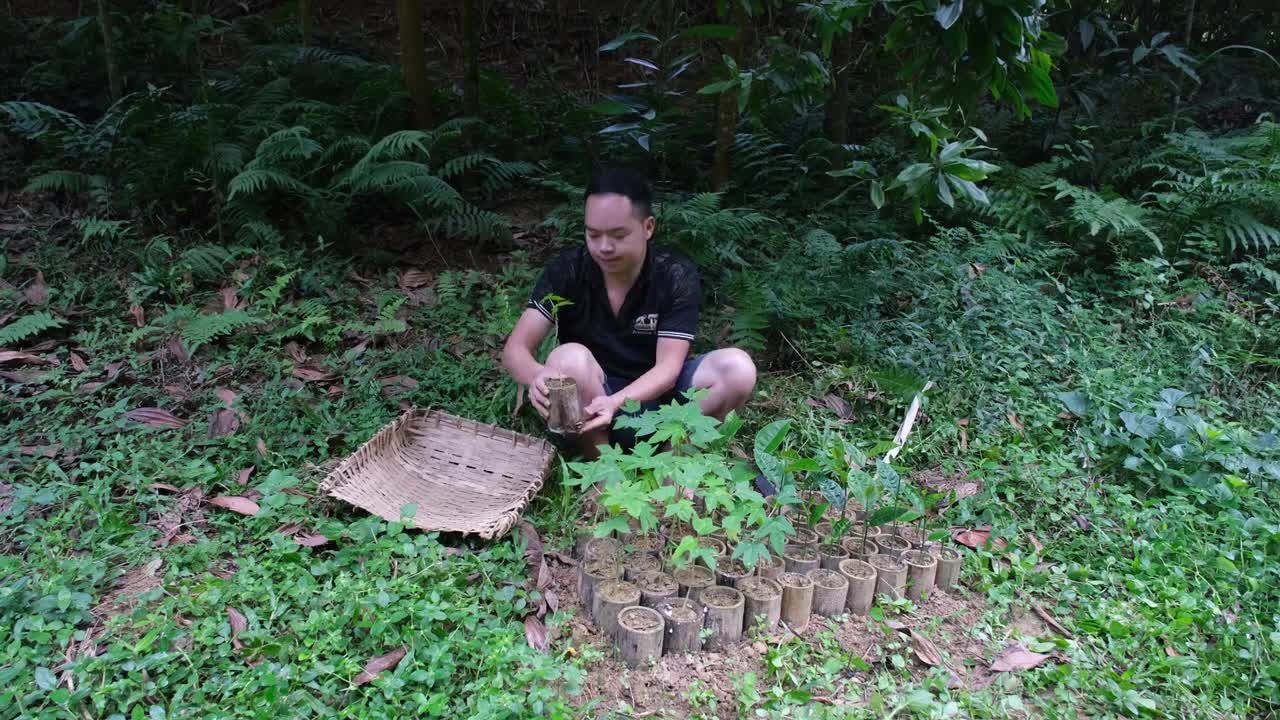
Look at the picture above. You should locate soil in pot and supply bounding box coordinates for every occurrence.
[903,549,937,603]
[577,557,622,612]
[869,554,907,602]
[886,525,925,546]
[545,375,582,435]
[617,606,664,668]
[584,536,623,563]
[655,597,704,655]
[626,533,665,558]
[701,586,745,651]
[623,552,662,582]
[807,568,850,617]
[814,521,834,539]
[933,546,962,591]
[874,534,910,560]
[672,564,715,602]
[840,536,880,561]
[782,543,819,574]
[791,527,820,547]
[715,557,753,588]
[818,543,849,571]
[635,570,678,608]
[778,572,814,632]
[592,579,641,641]
[738,576,782,633]
[838,558,877,616]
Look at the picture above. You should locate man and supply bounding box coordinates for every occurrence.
[501,167,757,458]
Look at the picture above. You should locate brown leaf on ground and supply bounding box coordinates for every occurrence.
[283,341,308,364]
[105,362,125,380]
[215,387,237,407]
[227,606,248,649]
[910,630,943,666]
[536,560,551,591]
[398,269,435,289]
[518,521,544,580]
[345,338,370,360]
[220,287,244,311]
[353,647,408,685]
[208,495,259,516]
[379,375,419,395]
[1165,645,1181,657]
[124,407,187,429]
[236,466,254,486]
[167,336,190,364]
[294,532,330,547]
[69,352,88,372]
[24,271,48,306]
[545,591,559,614]
[20,444,60,458]
[292,367,335,382]
[78,381,105,394]
[1027,533,1045,552]
[1007,413,1025,433]
[990,643,1052,672]
[147,483,182,493]
[823,394,855,421]
[0,351,56,366]
[954,482,981,500]
[1073,514,1092,531]
[951,526,1008,551]
[128,304,145,327]
[209,408,240,437]
[524,615,549,652]
[256,437,268,460]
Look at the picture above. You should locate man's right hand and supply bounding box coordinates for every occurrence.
[528,367,556,419]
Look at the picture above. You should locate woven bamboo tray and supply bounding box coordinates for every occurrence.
[319,408,555,540]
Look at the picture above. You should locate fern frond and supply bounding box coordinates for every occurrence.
[227,168,314,200]
[1220,210,1280,254]
[253,126,322,162]
[236,221,286,246]
[0,312,67,345]
[180,310,263,352]
[24,171,101,195]
[424,206,509,242]
[0,100,84,138]
[1228,260,1280,293]
[179,244,236,280]
[73,217,131,244]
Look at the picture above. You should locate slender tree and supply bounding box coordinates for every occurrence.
[396,0,434,128]
[300,0,314,45]
[462,0,480,123]
[711,1,748,190]
[823,32,851,144]
[97,0,122,102]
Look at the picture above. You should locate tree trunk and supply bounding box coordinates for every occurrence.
[396,0,434,128]
[97,0,122,102]
[823,32,851,144]
[710,1,748,190]
[300,0,313,45]
[462,0,480,119]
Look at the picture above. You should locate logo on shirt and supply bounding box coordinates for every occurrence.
[632,313,658,335]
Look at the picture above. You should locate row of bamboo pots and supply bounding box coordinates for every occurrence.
[575,523,963,667]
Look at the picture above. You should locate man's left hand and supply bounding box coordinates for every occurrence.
[580,394,623,434]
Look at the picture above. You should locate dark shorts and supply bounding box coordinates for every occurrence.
[546,354,706,454]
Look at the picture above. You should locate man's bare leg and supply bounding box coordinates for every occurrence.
[542,342,610,459]
[688,347,758,420]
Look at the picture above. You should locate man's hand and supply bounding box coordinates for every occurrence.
[580,394,623,434]
[527,367,557,419]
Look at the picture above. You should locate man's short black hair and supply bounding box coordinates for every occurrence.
[585,167,653,219]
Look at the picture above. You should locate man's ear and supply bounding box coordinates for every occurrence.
[643,215,656,240]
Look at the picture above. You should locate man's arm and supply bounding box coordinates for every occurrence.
[580,338,688,432]
[501,309,552,387]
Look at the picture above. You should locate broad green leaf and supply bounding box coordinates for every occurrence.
[697,80,734,95]
[35,667,57,691]
[650,484,678,503]
[623,57,659,71]
[598,31,659,52]
[589,99,632,115]
[1056,391,1089,416]
[1120,412,1160,439]
[947,176,990,205]
[937,172,955,207]
[692,517,716,535]
[595,516,632,536]
[734,540,770,571]
[870,180,885,209]
[868,504,908,526]
[754,419,792,456]
[1024,65,1058,107]
[934,0,964,30]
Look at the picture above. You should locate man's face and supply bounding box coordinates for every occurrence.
[584,192,655,278]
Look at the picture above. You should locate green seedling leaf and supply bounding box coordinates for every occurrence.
[935,0,964,30]
[598,31,658,52]
[1056,391,1089,416]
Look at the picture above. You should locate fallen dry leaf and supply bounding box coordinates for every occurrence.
[167,336,190,364]
[0,351,56,366]
[951,526,1008,551]
[124,407,187,429]
[25,271,48,306]
[954,482,981,500]
[220,287,244,311]
[78,381,105,394]
[910,630,943,667]
[536,559,551,591]
[283,341,308,364]
[256,437,268,460]
[1007,413,1025,433]
[1165,645,1181,657]
[379,375,419,395]
[823,393,855,421]
[209,408,240,437]
[1027,533,1045,552]
[291,367,335,382]
[345,338,370,360]
[20,445,60,458]
[227,606,247,649]
[1073,514,1092,531]
[353,647,407,685]
[208,495,259,516]
[398,269,434,289]
[990,642,1052,672]
[294,533,330,548]
[69,352,88,372]
[147,483,182,493]
[545,590,559,614]
[215,387,237,407]
[105,362,125,380]
[129,304,145,328]
[236,466,254,486]
[524,615,549,652]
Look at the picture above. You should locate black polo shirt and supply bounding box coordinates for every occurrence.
[527,244,702,382]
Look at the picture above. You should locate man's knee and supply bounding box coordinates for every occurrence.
[546,343,602,383]
[715,347,757,394]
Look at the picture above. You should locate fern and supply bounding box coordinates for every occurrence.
[1048,179,1163,253]
[259,269,300,309]
[0,312,67,346]
[180,310,263,352]
[226,168,314,200]
[1220,210,1280,254]
[345,294,408,335]
[179,244,237,281]
[25,171,103,195]
[282,298,333,341]
[73,217,132,244]
[424,207,509,242]
[1229,260,1280,293]
[0,100,85,138]
[728,289,770,354]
